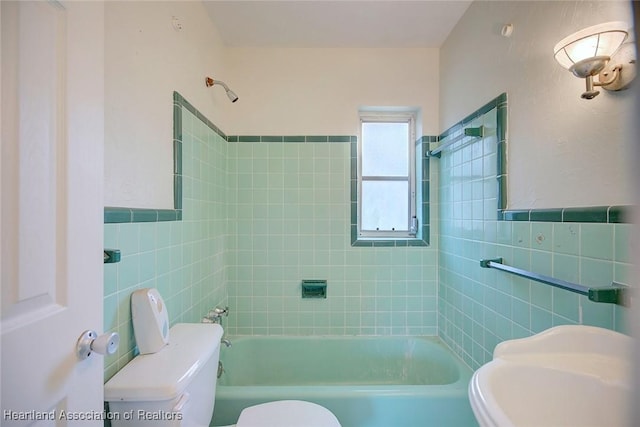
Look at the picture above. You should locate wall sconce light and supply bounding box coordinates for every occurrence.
[554,21,636,99]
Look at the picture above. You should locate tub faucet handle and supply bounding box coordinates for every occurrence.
[211,306,229,317]
[205,306,230,324]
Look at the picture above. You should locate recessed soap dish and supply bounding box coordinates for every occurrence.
[301,280,327,299]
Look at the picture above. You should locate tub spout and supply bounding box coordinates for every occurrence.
[221,338,232,348]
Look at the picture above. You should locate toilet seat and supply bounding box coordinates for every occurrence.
[235,400,341,427]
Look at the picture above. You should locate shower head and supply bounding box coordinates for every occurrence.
[205,77,239,103]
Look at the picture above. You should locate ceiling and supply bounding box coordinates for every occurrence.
[203,1,473,48]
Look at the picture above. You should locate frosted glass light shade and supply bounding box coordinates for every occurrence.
[554,21,628,72]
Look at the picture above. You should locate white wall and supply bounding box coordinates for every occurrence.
[105,5,439,208]
[223,47,439,136]
[105,1,634,210]
[440,1,634,209]
[105,1,230,209]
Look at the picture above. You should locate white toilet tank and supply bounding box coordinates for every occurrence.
[104,323,224,427]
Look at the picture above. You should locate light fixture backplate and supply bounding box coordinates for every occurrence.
[600,42,637,91]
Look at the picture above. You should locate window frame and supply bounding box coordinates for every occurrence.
[358,112,417,239]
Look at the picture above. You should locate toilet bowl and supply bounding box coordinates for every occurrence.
[104,289,340,427]
[222,400,341,427]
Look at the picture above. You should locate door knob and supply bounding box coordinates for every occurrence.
[76,330,120,360]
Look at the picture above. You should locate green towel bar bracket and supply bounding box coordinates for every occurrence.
[428,126,485,158]
[104,249,121,264]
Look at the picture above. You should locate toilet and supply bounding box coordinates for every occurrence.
[104,289,341,427]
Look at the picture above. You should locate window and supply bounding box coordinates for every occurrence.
[358,112,417,239]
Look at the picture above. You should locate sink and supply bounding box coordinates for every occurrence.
[469,325,633,427]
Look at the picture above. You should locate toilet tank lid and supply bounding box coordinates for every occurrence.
[104,323,223,402]
[237,400,341,427]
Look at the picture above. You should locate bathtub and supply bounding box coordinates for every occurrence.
[211,336,477,427]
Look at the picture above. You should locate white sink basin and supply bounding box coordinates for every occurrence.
[469,325,634,427]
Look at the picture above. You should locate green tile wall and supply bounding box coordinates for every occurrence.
[436,97,633,369]
[226,139,438,336]
[103,106,229,381]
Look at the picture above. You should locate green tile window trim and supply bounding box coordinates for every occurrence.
[438,92,632,225]
[351,136,432,247]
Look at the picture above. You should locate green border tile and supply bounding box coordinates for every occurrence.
[283,136,305,143]
[238,136,261,142]
[132,209,158,222]
[530,209,563,222]
[306,136,328,143]
[328,136,352,143]
[563,207,608,223]
[502,210,529,221]
[174,175,182,210]
[104,208,132,223]
[261,136,284,142]
[173,140,182,175]
[609,206,631,223]
[497,175,507,210]
[157,210,178,221]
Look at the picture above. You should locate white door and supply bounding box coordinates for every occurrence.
[1,1,105,425]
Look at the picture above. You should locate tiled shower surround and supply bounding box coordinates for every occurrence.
[436,95,632,369]
[103,92,632,379]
